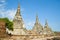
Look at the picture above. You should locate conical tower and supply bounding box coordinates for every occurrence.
[36,14,39,23]
[33,14,43,34]
[13,3,26,35]
[13,3,23,29]
[44,19,52,35]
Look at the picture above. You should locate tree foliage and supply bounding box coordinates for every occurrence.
[0,18,13,31]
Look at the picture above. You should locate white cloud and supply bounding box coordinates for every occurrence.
[0,0,6,3]
[0,9,16,21]
[0,0,6,8]
[0,0,16,21]
[5,9,16,20]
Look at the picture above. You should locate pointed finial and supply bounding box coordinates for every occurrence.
[18,2,20,9]
[15,3,21,16]
[17,3,20,12]
[36,13,39,23]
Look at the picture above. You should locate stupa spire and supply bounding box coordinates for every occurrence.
[13,3,26,35]
[36,13,39,23]
[33,13,43,34]
[15,3,21,16]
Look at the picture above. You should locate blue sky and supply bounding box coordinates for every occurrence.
[0,0,60,32]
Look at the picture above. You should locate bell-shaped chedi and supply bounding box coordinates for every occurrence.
[32,14,43,35]
[13,3,26,35]
[44,19,53,35]
[13,3,23,29]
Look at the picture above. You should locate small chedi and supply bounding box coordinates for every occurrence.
[0,3,55,40]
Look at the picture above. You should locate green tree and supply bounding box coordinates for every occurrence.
[6,21,13,31]
[0,18,13,31]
